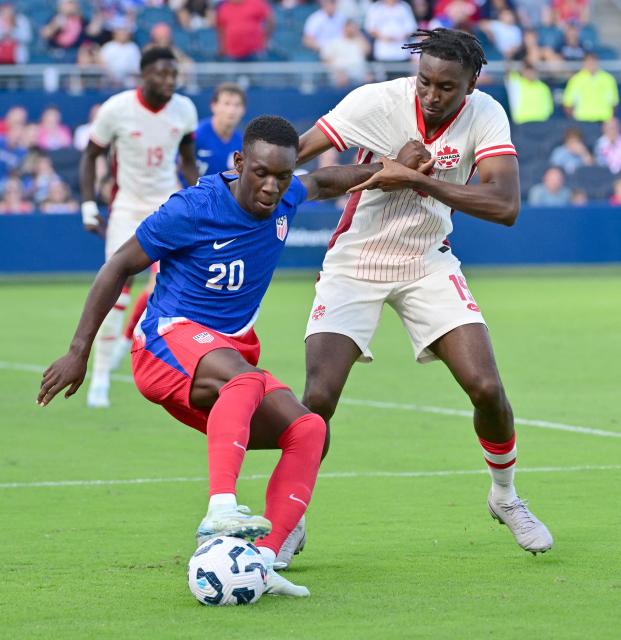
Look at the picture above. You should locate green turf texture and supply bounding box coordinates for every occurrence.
[1,267,620,639]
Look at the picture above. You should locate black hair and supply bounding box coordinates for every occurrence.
[403,28,487,78]
[243,115,299,152]
[140,46,177,71]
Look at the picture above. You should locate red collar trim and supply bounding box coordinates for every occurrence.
[415,95,466,144]
[136,88,166,114]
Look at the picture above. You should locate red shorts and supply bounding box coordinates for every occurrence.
[131,319,289,433]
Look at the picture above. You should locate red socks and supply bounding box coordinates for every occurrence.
[260,413,326,554]
[123,290,149,340]
[207,372,266,496]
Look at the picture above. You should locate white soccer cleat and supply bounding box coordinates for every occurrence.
[86,380,110,408]
[110,336,132,371]
[488,491,553,555]
[274,515,306,571]
[264,564,310,597]
[196,507,272,547]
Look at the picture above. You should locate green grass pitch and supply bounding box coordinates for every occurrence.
[1,267,620,639]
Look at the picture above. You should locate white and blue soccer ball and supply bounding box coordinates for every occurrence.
[188,536,268,606]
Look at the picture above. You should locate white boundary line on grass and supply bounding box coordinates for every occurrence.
[1,464,620,490]
[3,360,619,439]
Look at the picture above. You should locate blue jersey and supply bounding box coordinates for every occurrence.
[195,118,243,175]
[136,173,308,336]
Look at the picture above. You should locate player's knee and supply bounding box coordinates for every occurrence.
[302,385,339,423]
[191,365,264,408]
[467,376,505,410]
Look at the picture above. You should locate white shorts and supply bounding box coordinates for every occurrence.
[105,204,156,259]
[305,264,486,364]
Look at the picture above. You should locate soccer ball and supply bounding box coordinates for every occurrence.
[188,536,268,606]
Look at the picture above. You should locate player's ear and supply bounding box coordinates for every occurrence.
[233,150,243,173]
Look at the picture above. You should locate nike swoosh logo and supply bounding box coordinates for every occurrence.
[289,493,308,508]
[233,441,246,451]
[213,238,237,250]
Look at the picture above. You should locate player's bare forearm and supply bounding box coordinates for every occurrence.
[80,141,105,202]
[297,126,334,165]
[179,140,199,186]
[37,238,152,406]
[302,162,383,201]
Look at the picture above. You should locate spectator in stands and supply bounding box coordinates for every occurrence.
[551,0,589,26]
[431,0,477,30]
[512,0,545,27]
[303,0,347,54]
[171,0,213,30]
[595,117,621,174]
[0,3,32,64]
[528,166,572,206]
[0,125,27,180]
[479,9,523,59]
[570,187,588,205]
[41,0,87,51]
[147,22,193,67]
[563,53,619,122]
[95,0,140,33]
[549,127,593,174]
[216,0,274,61]
[36,107,73,151]
[0,176,33,214]
[609,178,621,206]
[40,178,79,214]
[24,154,60,205]
[506,62,554,124]
[74,104,101,152]
[320,18,371,87]
[559,23,586,61]
[520,28,562,66]
[364,0,417,62]
[0,106,27,138]
[99,20,141,86]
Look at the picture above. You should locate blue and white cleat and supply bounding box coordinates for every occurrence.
[196,506,271,547]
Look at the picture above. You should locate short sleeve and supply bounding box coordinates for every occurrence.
[89,96,119,148]
[316,83,392,156]
[135,192,197,262]
[473,98,517,165]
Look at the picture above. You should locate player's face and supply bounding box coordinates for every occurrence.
[211,92,246,129]
[234,141,297,219]
[142,59,178,103]
[416,54,476,127]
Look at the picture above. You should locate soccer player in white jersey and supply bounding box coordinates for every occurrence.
[293,29,553,559]
[80,46,199,408]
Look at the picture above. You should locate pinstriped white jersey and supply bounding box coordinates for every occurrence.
[89,89,198,213]
[316,78,517,282]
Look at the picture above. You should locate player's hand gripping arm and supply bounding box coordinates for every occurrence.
[37,237,153,407]
[79,140,108,236]
[301,141,434,201]
[348,154,521,226]
[178,135,199,186]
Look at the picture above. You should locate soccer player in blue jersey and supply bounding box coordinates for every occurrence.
[195,83,246,176]
[37,115,426,598]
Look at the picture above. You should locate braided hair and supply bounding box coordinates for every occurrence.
[402,29,487,78]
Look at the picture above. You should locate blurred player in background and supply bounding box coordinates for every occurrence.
[195,82,246,176]
[39,116,422,596]
[294,28,553,560]
[80,46,198,408]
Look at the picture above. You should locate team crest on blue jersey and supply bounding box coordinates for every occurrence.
[193,331,215,344]
[276,215,288,241]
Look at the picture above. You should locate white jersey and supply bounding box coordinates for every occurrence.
[316,78,517,282]
[89,89,198,213]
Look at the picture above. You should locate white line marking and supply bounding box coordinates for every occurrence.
[1,465,620,490]
[4,360,620,439]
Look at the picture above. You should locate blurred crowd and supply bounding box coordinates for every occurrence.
[0,0,619,212]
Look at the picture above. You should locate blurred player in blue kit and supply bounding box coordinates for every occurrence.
[195,82,246,176]
[38,116,427,597]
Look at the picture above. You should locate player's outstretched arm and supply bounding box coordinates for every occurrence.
[297,126,334,166]
[301,141,431,201]
[80,140,108,236]
[178,135,199,186]
[37,237,153,407]
[349,154,521,226]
